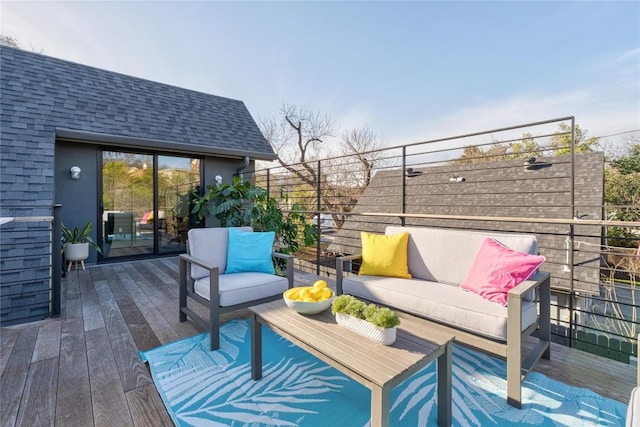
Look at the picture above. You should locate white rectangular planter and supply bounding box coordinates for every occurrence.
[335,313,397,345]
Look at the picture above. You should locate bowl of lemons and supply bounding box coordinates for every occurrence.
[283,280,334,315]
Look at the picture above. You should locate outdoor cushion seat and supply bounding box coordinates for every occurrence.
[179,227,294,350]
[194,272,289,307]
[342,275,538,341]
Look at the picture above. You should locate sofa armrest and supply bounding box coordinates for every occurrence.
[336,254,363,295]
[507,270,551,359]
[507,271,550,300]
[273,252,295,289]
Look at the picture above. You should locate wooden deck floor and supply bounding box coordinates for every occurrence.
[1,257,635,426]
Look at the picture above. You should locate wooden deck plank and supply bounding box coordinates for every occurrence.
[93,280,152,392]
[64,265,82,301]
[80,270,106,332]
[123,261,200,338]
[102,264,161,351]
[56,317,93,427]
[15,357,58,427]
[125,383,174,427]
[85,327,133,427]
[117,263,181,345]
[0,326,39,427]
[32,321,62,362]
[0,327,20,378]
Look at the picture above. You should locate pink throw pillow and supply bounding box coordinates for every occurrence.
[460,238,545,306]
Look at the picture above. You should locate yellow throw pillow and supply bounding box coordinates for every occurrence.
[359,231,412,279]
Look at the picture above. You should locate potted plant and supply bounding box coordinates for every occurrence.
[331,295,400,345]
[62,222,102,271]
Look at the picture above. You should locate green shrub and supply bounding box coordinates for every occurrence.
[331,295,400,329]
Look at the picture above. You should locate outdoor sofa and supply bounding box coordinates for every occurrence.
[336,225,551,408]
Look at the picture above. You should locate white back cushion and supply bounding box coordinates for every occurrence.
[386,226,538,285]
[188,226,252,279]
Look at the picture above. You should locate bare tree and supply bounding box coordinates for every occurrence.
[260,104,388,228]
[341,125,388,187]
[0,35,20,48]
[0,34,45,53]
[261,104,336,186]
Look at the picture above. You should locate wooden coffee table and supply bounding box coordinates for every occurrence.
[250,299,454,427]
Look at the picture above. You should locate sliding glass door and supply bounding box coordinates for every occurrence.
[157,155,201,254]
[100,150,201,260]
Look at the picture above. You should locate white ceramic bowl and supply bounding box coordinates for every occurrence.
[283,292,334,315]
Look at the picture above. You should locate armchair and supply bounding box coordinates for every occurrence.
[179,227,294,350]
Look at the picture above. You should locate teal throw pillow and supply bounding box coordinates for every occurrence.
[226,228,275,274]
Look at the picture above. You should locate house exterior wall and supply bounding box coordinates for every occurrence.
[0,46,273,325]
[55,142,100,263]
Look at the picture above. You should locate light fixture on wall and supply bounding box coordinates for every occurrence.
[70,166,81,179]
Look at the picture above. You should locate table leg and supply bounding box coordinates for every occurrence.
[251,313,262,380]
[371,384,390,427]
[437,341,452,427]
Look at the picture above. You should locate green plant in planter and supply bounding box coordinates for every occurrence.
[331,295,400,329]
[61,222,102,254]
[190,176,316,266]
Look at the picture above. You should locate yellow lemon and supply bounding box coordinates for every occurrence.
[320,288,332,300]
[313,280,327,289]
[303,297,315,302]
[284,289,299,300]
[299,288,311,299]
[309,288,322,299]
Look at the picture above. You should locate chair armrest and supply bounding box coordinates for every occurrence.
[179,253,221,309]
[179,253,219,275]
[272,252,295,288]
[336,254,363,295]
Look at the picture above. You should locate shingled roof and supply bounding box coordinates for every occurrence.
[328,152,605,294]
[0,45,275,159]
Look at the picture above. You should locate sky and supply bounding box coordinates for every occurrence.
[2,1,639,152]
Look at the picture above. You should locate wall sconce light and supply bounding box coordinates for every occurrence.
[70,166,81,179]
[449,175,465,183]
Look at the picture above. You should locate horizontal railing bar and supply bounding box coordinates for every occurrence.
[0,216,53,223]
[284,209,640,228]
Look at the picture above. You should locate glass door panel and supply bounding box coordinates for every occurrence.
[101,151,154,258]
[158,156,201,254]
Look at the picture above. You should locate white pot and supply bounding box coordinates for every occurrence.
[64,242,89,261]
[335,312,397,345]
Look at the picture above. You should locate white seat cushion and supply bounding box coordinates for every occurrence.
[194,272,289,307]
[342,275,538,342]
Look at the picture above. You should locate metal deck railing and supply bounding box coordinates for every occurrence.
[247,116,640,362]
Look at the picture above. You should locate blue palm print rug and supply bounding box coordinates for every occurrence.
[140,320,627,426]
